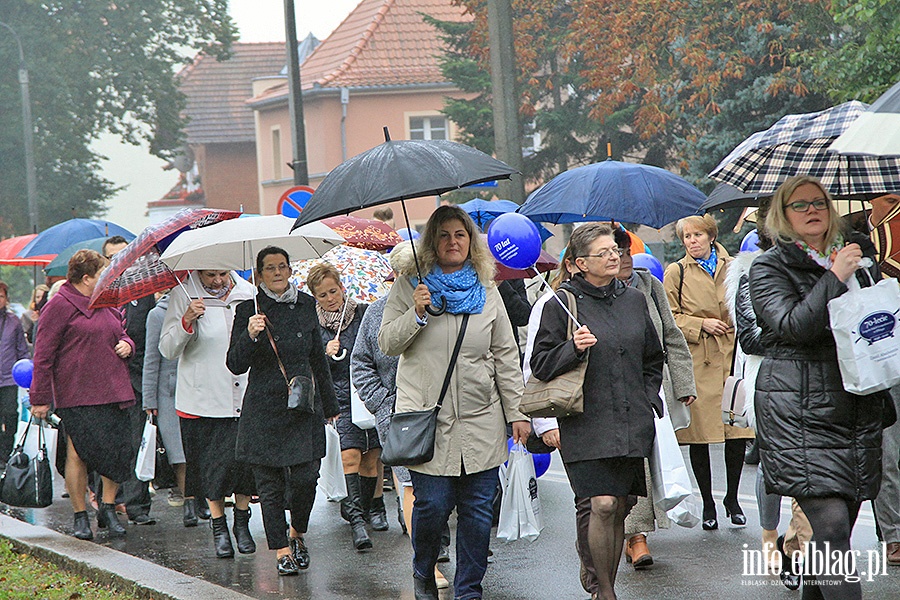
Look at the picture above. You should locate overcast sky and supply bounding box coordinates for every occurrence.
[100,0,363,232]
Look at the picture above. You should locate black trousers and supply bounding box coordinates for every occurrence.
[252,460,320,550]
[0,385,19,462]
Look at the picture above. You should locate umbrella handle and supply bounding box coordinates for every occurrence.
[332,348,348,361]
[425,296,447,316]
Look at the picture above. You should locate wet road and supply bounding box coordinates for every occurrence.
[3,446,899,599]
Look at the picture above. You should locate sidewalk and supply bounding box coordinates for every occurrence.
[0,513,252,600]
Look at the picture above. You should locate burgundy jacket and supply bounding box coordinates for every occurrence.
[30,282,135,409]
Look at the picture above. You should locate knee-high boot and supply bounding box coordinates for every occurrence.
[341,473,372,550]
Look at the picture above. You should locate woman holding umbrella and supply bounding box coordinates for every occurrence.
[664,214,754,530]
[306,262,384,551]
[227,246,340,575]
[30,250,135,540]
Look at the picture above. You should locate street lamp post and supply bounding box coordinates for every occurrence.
[283,0,309,186]
[0,21,39,233]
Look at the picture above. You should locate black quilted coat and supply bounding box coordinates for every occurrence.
[748,232,889,502]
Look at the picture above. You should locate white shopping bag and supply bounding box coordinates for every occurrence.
[649,406,692,512]
[828,275,900,394]
[349,383,376,430]
[497,443,543,542]
[15,418,58,463]
[134,415,157,482]
[318,424,347,501]
[667,493,702,528]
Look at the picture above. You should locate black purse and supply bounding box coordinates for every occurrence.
[381,314,469,467]
[266,324,316,413]
[152,428,178,490]
[0,416,53,508]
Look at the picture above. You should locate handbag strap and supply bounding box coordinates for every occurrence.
[264,324,291,387]
[435,314,470,411]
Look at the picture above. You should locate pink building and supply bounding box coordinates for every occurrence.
[248,0,473,228]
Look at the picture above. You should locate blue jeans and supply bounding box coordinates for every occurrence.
[409,467,498,600]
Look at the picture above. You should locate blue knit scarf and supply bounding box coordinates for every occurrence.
[417,262,485,315]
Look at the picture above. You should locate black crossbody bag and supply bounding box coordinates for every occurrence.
[381,314,469,467]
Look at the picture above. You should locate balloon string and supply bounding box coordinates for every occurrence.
[527,267,582,329]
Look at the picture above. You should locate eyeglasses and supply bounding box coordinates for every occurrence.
[786,199,828,213]
[580,247,624,260]
[263,264,291,273]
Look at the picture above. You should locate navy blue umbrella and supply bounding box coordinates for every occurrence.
[458,198,553,241]
[517,160,705,228]
[17,218,135,258]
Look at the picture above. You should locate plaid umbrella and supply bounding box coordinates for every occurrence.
[89,208,242,308]
[292,245,393,305]
[322,215,402,250]
[709,101,900,195]
[871,196,900,278]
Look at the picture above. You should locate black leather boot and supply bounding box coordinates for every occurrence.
[369,495,389,532]
[73,511,93,540]
[97,503,126,537]
[211,515,234,558]
[341,473,372,551]
[232,508,256,554]
[183,498,199,527]
[413,574,439,600]
[196,497,211,520]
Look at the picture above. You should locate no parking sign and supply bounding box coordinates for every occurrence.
[277,185,315,219]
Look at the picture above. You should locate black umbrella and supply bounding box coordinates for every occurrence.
[698,183,768,213]
[292,128,518,314]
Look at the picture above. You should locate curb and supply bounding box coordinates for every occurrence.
[0,513,252,600]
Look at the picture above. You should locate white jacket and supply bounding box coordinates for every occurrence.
[158,271,256,418]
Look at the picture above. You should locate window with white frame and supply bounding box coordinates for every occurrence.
[409,116,447,140]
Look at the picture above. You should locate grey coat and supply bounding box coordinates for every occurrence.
[142,296,184,464]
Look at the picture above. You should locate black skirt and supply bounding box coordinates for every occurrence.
[180,417,256,500]
[564,456,647,498]
[56,404,134,484]
[336,410,381,452]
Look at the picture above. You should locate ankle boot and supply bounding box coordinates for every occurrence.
[413,574,438,600]
[211,515,234,558]
[341,473,372,551]
[196,497,212,520]
[232,508,256,554]
[183,498,199,527]
[369,495,389,531]
[97,503,126,537]
[73,511,93,540]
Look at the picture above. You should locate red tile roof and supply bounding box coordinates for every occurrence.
[250,0,469,105]
[178,43,287,144]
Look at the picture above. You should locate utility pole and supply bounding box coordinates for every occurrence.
[1,21,39,232]
[284,0,309,185]
[486,0,525,203]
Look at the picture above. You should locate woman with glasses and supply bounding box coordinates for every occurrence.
[531,223,664,600]
[227,247,339,575]
[749,176,891,599]
[664,214,753,531]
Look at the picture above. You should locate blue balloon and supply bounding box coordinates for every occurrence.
[505,437,551,478]
[12,359,33,389]
[487,213,542,270]
[741,229,760,253]
[632,253,663,282]
[397,228,420,241]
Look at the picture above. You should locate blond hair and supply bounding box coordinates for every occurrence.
[765,176,840,248]
[416,205,496,286]
[675,214,718,242]
[306,262,342,295]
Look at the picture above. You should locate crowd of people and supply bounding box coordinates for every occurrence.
[1,176,899,600]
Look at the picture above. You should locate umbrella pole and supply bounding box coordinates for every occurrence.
[527,267,582,329]
[247,241,259,315]
[399,199,446,315]
[331,293,349,361]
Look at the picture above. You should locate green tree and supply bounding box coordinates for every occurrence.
[0,1,235,236]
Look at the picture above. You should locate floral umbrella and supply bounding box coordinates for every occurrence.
[322,215,401,250]
[292,245,393,304]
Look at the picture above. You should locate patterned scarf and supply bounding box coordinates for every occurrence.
[695,246,718,278]
[418,262,485,315]
[201,278,232,300]
[795,234,844,269]
[317,297,357,333]
[260,282,298,304]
